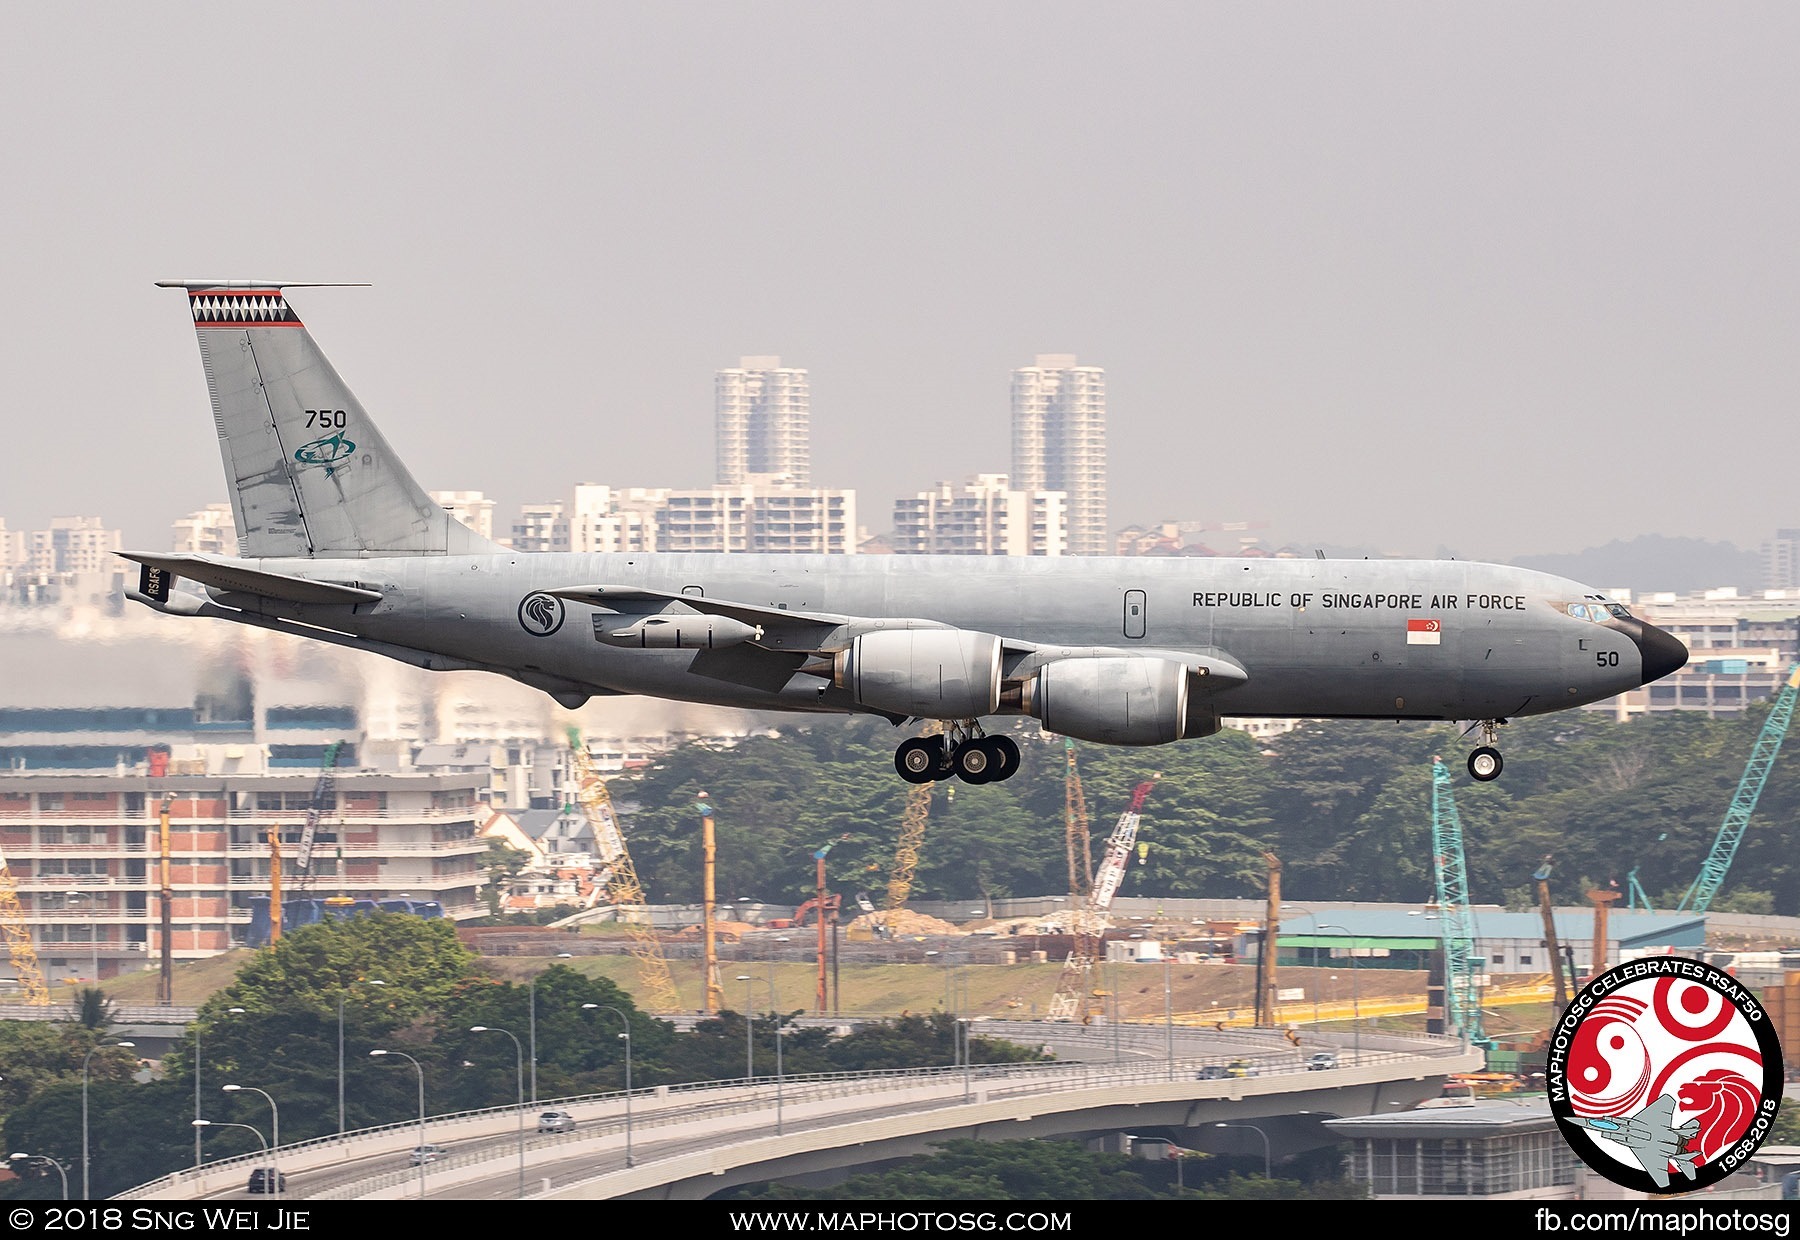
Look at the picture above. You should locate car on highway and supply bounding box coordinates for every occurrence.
[1225,1060,1259,1078]
[245,1167,286,1194]
[538,1110,576,1133]
[1197,1065,1231,1080]
[409,1144,447,1165]
[1307,1052,1339,1071]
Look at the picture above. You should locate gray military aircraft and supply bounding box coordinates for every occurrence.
[125,282,1687,785]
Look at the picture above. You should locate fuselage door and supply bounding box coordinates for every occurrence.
[1124,589,1147,640]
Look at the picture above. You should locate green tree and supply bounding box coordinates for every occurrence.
[70,987,116,1031]
[480,840,533,915]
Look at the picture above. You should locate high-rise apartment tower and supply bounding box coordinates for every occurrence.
[1011,355,1107,556]
[716,356,810,485]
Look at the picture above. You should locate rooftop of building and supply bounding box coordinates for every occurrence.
[1322,1097,1555,1137]
[1278,908,1703,947]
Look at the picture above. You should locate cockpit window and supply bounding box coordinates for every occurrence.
[1606,604,1631,620]
[1567,604,1590,620]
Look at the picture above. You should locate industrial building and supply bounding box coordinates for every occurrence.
[1323,1099,1582,1199]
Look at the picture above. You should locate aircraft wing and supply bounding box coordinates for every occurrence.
[120,553,383,606]
[551,583,1251,694]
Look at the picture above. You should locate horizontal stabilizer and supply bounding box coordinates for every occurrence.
[119,553,382,606]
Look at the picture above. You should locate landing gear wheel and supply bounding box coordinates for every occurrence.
[895,737,945,784]
[1468,746,1503,782]
[987,735,1021,782]
[952,739,997,784]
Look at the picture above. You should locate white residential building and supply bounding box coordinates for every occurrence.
[1011,355,1108,556]
[892,474,1067,556]
[716,356,810,486]
[658,483,856,555]
[430,491,497,542]
[171,503,238,557]
[29,517,121,576]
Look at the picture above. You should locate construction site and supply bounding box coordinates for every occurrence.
[457,682,1800,1087]
[9,664,1800,1098]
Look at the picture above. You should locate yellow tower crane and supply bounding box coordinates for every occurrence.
[0,842,50,1005]
[884,721,943,914]
[565,729,681,1013]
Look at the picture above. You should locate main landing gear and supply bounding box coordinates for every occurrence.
[1466,719,1505,782]
[894,723,1021,786]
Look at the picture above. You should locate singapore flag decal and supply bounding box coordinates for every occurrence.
[1407,618,1442,645]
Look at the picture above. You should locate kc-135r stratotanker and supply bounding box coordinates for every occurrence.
[125,282,1687,785]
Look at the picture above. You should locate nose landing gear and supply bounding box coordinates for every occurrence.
[893,723,1021,785]
[1466,719,1506,782]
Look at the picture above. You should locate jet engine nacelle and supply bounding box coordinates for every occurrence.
[834,629,1004,719]
[597,614,763,649]
[1023,656,1220,746]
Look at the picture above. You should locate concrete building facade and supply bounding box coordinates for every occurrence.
[0,752,487,988]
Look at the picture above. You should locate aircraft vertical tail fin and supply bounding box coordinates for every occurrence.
[158,281,500,559]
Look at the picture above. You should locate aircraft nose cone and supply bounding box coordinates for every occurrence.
[1634,623,1688,685]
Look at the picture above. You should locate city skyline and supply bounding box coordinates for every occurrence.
[7,8,1800,563]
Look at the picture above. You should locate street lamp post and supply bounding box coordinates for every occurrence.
[1317,922,1361,1062]
[67,891,99,983]
[190,1119,266,1173]
[582,1004,634,1167]
[734,974,783,1134]
[1163,955,1174,1080]
[1281,903,1321,1027]
[196,1007,246,1171]
[528,976,541,1104]
[338,978,387,1140]
[221,1085,279,1200]
[1214,1121,1271,1178]
[370,1050,427,1198]
[470,1025,525,1198]
[10,1153,69,1200]
[82,1039,135,1200]
[735,974,756,1080]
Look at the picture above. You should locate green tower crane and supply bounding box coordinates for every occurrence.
[1430,757,1485,1045]
[1676,664,1800,914]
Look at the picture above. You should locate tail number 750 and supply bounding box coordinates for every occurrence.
[306,409,348,429]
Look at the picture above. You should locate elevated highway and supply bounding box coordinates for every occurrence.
[119,1025,1480,1201]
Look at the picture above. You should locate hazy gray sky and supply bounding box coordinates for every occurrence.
[6,3,1797,561]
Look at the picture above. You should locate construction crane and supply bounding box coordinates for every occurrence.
[1675,664,1800,913]
[884,721,943,913]
[1533,857,1570,1011]
[1429,757,1485,1045]
[0,841,49,1005]
[294,741,345,902]
[1047,776,1157,1023]
[1063,739,1094,911]
[564,729,681,1013]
